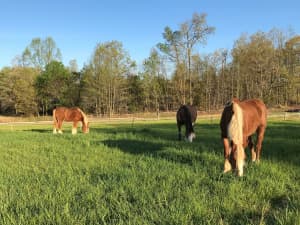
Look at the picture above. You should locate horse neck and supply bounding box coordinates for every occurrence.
[185,120,194,133]
[79,110,88,131]
[183,106,194,134]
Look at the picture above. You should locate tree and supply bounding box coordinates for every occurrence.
[142,49,164,113]
[81,41,135,116]
[180,13,215,104]
[127,74,145,112]
[35,61,71,115]
[68,59,79,73]
[21,37,62,70]
[157,12,215,105]
[0,67,39,115]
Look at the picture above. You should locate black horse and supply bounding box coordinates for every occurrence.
[176,105,197,142]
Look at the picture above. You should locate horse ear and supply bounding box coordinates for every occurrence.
[225,101,233,107]
[232,98,240,103]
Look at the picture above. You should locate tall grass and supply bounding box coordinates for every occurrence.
[0,119,299,224]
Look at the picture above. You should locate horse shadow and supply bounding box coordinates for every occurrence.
[28,129,51,133]
[91,122,179,142]
[102,138,221,167]
[262,122,300,167]
[92,121,221,145]
[102,139,163,155]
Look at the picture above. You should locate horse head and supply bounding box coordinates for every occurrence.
[230,141,246,176]
[186,132,196,143]
[82,122,89,134]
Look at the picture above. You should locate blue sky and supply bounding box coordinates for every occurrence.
[1,0,299,70]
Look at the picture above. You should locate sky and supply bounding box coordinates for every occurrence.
[1,0,300,70]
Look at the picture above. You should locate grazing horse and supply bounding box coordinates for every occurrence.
[220,98,267,176]
[53,107,89,134]
[176,105,197,142]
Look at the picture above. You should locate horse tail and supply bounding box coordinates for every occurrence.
[228,101,245,176]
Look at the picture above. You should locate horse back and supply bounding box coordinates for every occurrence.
[239,99,267,135]
[53,107,83,122]
[177,105,197,124]
[220,99,267,138]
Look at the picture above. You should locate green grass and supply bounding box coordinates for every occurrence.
[0,119,299,225]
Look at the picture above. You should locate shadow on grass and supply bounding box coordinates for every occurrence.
[103,139,163,155]
[224,193,297,225]
[92,122,221,146]
[92,122,177,142]
[102,138,221,167]
[102,121,300,168]
[262,122,300,167]
[29,129,51,133]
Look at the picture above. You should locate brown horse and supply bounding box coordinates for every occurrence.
[177,105,197,142]
[53,107,89,134]
[220,98,267,176]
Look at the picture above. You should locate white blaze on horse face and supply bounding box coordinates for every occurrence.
[186,133,195,142]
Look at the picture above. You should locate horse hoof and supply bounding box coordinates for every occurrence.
[223,169,231,173]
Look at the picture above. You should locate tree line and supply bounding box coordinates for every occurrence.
[1,13,300,116]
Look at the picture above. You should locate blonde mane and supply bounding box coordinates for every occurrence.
[228,101,245,176]
[228,102,243,145]
[77,108,88,125]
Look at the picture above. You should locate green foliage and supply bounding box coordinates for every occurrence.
[157,13,215,105]
[126,75,145,112]
[21,37,62,70]
[0,67,39,115]
[0,120,299,224]
[35,61,72,114]
[81,41,135,116]
[2,28,300,116]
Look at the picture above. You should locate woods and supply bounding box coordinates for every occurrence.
[1,13,300,116]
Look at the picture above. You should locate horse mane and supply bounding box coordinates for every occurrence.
[228,100,245,175]
[228,101,243,144]
[77,108,88,124]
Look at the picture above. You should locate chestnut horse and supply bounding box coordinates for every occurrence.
[53,107,89,134]
[220,98,267,176]
[177,105,197,142]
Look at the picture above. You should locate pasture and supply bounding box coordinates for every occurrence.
[0,118,299,225]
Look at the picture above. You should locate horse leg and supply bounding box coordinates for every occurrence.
[53,118,58,134]
[222,138,232,173]
[58,121,63,134]
[178,124,182,141]
[255,126,266,162]
[72,121,78,135]
[248,136,256,162]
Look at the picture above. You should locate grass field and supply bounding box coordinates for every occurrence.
[0,119,299,225]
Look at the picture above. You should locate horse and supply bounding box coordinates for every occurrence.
[220,98,267,176]
[176,105,197,142]
[53,107,89,134]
